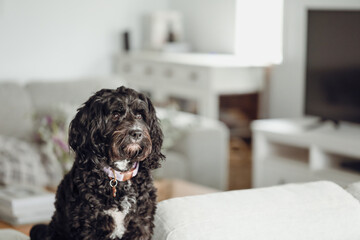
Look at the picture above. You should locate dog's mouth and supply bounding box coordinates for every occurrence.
[123,143,143,159]
[111,143,148,160]
[109,127,152,169]
[110,141,151,170]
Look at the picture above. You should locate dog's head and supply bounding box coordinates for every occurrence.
[68,86,164,171]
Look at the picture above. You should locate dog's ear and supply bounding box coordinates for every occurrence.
[68,90,109,163]
[68,105,86,154]
[142,96,165,169]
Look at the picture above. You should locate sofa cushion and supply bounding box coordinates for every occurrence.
[157,108,229,190]
[0,229,29,240]
[153,151,189,180]
[154,181,360,240]
[346,181,360,202]
[0,82,34,140]
[26,77,125,114]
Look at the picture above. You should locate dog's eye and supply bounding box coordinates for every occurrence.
[135,114,142,120]
[112,111,121,121]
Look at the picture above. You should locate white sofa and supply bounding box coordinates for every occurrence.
[154,181,360,240]
[0,78,229,190]
[3,181,360,240]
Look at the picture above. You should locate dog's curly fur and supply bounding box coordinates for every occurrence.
[30,86,165,240]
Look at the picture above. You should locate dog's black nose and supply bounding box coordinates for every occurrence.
[129,129,143,141]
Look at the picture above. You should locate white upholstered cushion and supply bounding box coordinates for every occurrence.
[154,181,360,240]
[0,229,29,240]
[153,151,189,180]
[346,181,360,202]
[26,77,125,113]
[0,82,33,140]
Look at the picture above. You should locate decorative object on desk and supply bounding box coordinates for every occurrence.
[145,10,190,52]
[0,135,48,187]
[0,185,55,226]
[166,21,176,43]
[33,104,75,179]
[122,31,130,52]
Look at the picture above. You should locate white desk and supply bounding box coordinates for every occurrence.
[116,51,265,119]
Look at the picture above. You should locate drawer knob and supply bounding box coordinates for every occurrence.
[164,69,173,78]
[122,64,131,73]
[189,72,198,81]
[144,66,153,75]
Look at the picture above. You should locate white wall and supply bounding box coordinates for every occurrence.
[236,0,283,65]
[169,0,236,54]
[0,0,168,82]
[269,0,360,118]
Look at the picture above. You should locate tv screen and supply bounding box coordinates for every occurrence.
[305,10,360,123]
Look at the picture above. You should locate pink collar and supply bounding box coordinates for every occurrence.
[103,162,139,182]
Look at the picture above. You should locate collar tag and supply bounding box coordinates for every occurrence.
[103,162,139,182]
[104,162,139,198]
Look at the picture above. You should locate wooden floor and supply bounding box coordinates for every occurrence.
[0,220,33,236]
[155,179,219,202]
[228,138,252,190]
[219,94,257,190]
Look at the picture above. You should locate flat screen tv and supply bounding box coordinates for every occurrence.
[305,10,360,124]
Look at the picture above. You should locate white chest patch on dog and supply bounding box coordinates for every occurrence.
[105,208,126,239]
[115,160,130,171]
[105,193,135,239]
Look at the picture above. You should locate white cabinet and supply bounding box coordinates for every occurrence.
[116,51,264,119]
[252,118,360,188]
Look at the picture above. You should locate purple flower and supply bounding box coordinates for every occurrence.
[53,137,69,152]
[45,115,53,126]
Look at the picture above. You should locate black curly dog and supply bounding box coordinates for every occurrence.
[30,86,164,240]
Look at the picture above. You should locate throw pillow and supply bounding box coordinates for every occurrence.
[33,103,77,186]
[0,135,48,187]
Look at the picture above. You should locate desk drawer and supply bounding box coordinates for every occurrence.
[160,65,208,88]
[118,60,152,78]
[179,66,208,88]
[118,60,133,76]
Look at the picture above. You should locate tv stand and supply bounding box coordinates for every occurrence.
[251,118,360,188]
[302,118,340,131]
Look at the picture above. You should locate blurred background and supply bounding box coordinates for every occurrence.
[0,0,360,199]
